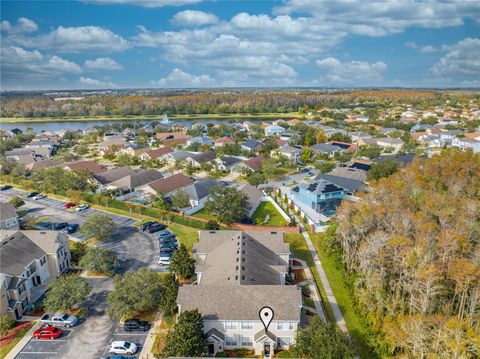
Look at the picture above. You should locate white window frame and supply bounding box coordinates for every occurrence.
[241,336,253,347]
[241,321,253,330]
[277,337,293,348]
[277,322,294,331]
[224,321,237,330]
[225,336,237,347]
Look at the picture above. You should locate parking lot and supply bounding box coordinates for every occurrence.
[0,187,162,359]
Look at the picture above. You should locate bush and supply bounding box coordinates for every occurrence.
[205,220,220,230]
[0,315,15,336]
[214,352,227,357]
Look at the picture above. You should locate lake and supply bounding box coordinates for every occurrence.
[0,117,272,133]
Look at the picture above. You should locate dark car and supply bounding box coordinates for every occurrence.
[160,242,178,251]
[124,319,150,332]
[147,223,166,233]
[26,191,39,198]
[53,222,69,231]
[141,221,157,231]
[64,224,80,234]
[0,185,12,191]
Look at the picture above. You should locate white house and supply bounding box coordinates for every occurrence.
[177,231,302,358]
[0,202,19,230]
[264,124,286,136]
[451,137,480,153]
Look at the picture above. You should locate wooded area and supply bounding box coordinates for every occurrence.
[0,90,447,118]
[329,149,480,357]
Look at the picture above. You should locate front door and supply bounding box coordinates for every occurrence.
[14,307,20,319]
[208,343,215,356]
[264,343,271,358]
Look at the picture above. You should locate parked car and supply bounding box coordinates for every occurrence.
[158,251,174,266]
[124,319,150,332]
[157,230,175,239]
[64,202,76,209]
[33,325,63,340]
[101,356,137,359]
[40,313,78,328]
[33,194,46,200]
[141,221,157,231]
[53,222,69,231]
[160,241,178,251]
[109,341,138,355]
[64,224,80,234]
[26,191,38,198]
[0,185,12,191]
[75,204,89,212]
[147,223,166,233]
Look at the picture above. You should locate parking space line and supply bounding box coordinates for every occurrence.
[30,339,67,342]
[113,333,149,336]
[20,352,58,354]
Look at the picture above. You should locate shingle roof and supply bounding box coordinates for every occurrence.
[65,160,105,174]
[244,156,267,172]
[147,173,194,195]
[218,156,242,167]
[315,173,366,193]
[184,179,224,201]
[232,183,263,211]
[242,139,264,150]
[92,166,136,185]
[191,151,216,164]
[0,202,17,221]
[141,147,173,159]
[110,169,163,190]
[0,231,46,276]
[309,144,341,153]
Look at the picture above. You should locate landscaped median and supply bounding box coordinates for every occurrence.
[0,322,35,359]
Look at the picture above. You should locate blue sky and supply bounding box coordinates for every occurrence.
[1,0,479,90]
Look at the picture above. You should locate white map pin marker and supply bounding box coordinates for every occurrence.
[259,306,274,331]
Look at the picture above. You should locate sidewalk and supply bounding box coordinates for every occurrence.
[139,311,163,359]
[295,258,327,321]
[4,321,40,359]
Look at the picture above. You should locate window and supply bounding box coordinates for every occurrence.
[224,321,237,330]
[241,336,253,347]
[225,336,237,347]
[241,321,253,330]
[277,337,293,348]
[277,322,294,331]
[21,297,29,310]
[40,257,46,266]
[18,284,25,295]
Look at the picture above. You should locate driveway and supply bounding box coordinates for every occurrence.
[1,188,160,359]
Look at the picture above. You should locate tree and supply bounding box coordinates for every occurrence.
[0,315,15,336]
[329,132,352,143]
[171,189,191,209]
[357,144,382,159]
[107,268,164,320]
[43,275,91,312]
[247,172,266,187]
[159,273,178,316]
[9,196,24,208]
[80,213,117,240]
[367,160,399,181]
[161,309,208,358]
[205,220,220,230]
[294,316,355,359]
[315,130,328,144]
[204,186,248,224]
[170,244,195,279]
[70,241,88,265]
[79,246,117,274]
[317,161,336,174]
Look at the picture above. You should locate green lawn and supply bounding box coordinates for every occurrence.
[284,233,335,323]
[191,208,216,221]
[0,322,34,359]
[308,229,379,359]
[252,201,288,226]
[168,223,199,250]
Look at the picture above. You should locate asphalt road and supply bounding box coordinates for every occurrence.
[0,188,162,359]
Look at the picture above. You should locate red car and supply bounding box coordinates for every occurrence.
[33,326,62,340]
[63,202,76,209]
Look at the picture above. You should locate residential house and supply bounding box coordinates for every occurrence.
[215,137,235,147]
[82,126,98,135]
[240,156,267,173]
[141,173,194,197]
[24,141,57,157]
[241,139,264,153]
[187,136,214,147]
[0,230,71,319]
[349,131,372,142]
[25,159,63,171]
[139,147,174,161]
[264,124,286,136]
[372,153,421,166]
[98,138,126,156]
[274,145,301,162]
[118,144,146,157]
[187,151,217,168]
[155,132,190,147]
[0,202,19,230]
[230,183,263,217]
[106,169,164,194]
[3,128,23,139]
[464,132,480,141]
[164,150,194,165]
[279,130,301,142]
[451,137,480,153]
[92,166,136,191]
[64,160,106,174]
[287,118,302,127]
[359,137,404,153]
[214,156,244,172]
[309,144,342,158]
[181,179,225,209]
[177,230,302,357]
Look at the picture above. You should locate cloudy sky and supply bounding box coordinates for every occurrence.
[1,0,479,90]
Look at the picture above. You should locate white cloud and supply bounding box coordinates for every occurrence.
[1,17,38,33]
[316,57,387,85]
[430,38,480,79]
[151,68,213,87]
[79,76,116,87]
[86,0,201,7]
[84,57,123,71]
[171,10,219,26]
[274,0,479,36]
[1,46,82,81]
[404,41,440,53]
[11,26,130,53]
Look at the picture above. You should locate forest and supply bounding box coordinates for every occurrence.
[0,89,463,118]
[328,149,480,357]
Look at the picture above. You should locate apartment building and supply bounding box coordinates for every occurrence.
[0,230,71,319]
[176,230,302,357]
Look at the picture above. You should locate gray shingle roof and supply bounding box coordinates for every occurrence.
[110,169,163,190]
[92,166,136,185]
[191,151,216,164]
[0,231,46,276]
[314,173,366,193]
[184,179,224,202]
[0,202,17,222]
